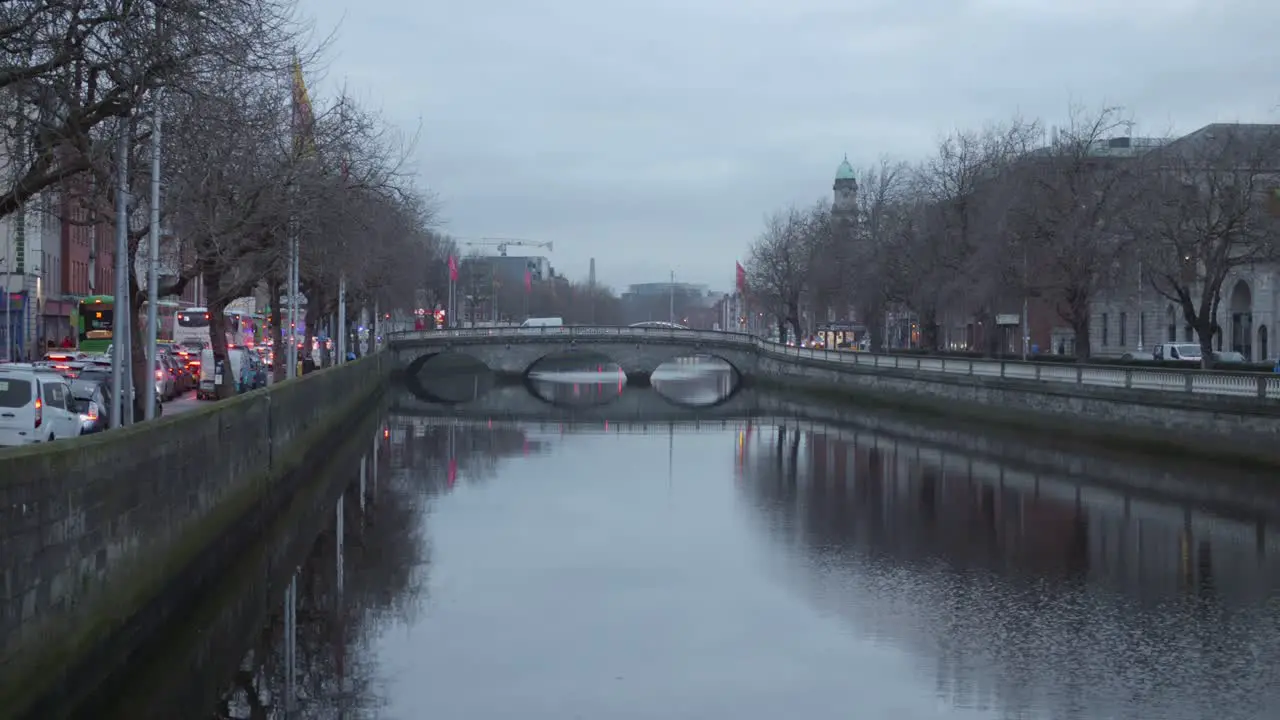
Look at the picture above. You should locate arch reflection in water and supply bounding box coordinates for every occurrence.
[737,419,1280,720]
[526,351,626,407]
[387,417,556,490]
[407,352,496,404]
[650,355,737,406]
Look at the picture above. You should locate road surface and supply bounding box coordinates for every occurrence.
[164,390,202,415]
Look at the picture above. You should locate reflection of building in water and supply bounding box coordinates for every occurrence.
[739,419,1280,719]
[650,360,735,405]
[740,420,1280,605]
[388,417,550,491]
[528,372,627,407]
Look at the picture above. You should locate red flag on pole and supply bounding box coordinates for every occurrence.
[524,269,532,293]
[735,261,747,293]
[447,457,457,487]
[448,255,458,282]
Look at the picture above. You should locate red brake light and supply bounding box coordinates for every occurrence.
[155,369,163,380]
[34,397,42,429]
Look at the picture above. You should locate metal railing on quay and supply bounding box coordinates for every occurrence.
[386,326,1280,400]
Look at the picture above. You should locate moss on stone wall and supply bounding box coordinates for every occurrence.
[0,355,388,719]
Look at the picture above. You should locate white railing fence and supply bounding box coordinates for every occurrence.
[387,326,1280,401]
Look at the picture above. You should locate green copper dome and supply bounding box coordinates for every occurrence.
[835,155,856,181]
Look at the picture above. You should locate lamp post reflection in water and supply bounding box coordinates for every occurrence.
[336,494,345,596]
[335,486,348,709]
[360,456,367,513]
[372,430,382,502]
[283,570,297,713]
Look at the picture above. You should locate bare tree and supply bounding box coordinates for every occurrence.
[1009,106,1141,360]
[1130,124,1280,367]
[881,168,951,349]
[0,1,435,400]
[847,158,911,351]
[161,72,296,395]
[746,205,818,342]
[917,117,1041,354]
[0,0,308,219]
[290,90,429,360]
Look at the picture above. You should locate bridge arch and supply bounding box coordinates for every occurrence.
[523,346,628,378]
[403,351,441,379]
[403,351,495,404]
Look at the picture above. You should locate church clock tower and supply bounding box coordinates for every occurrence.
[833,155,857,220]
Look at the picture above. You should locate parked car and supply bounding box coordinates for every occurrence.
[244,354,268,390]
[1152,343,1202,363]
[159,352,189,396]
[163,344,199,386]
[68,380,110,434]
[72,368,161,425]
[198,347,252,399]
[152,356,176,400]
[0,364,83,446]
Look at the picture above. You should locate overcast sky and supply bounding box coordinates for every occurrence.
[306,0,1279,293]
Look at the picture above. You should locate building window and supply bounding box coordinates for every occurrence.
[1119,312,1127,348]
[1101,313,1109,347]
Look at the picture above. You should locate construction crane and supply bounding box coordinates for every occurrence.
[458,237,554,257]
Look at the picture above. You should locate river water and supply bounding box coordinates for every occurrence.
[97,358,1280,719]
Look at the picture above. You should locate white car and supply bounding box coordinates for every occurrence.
[0,364,84,447]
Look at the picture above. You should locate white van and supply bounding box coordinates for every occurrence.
[197,347,250,399]
[519,317,564,329]
[0,364,84,446]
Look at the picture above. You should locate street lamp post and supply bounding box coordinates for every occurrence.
[143,94,162,420]
[668,270,675,325]
[1136,260,1144,353]
[110,120,130,428]
[1,260,10,363]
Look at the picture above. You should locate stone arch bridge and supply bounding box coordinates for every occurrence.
[389,326,761,380]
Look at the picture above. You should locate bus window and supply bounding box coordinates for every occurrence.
[82,308,114,339]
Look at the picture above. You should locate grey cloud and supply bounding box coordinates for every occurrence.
[311,0,1280,290]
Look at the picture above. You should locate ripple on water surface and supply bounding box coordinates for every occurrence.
[357,407,1280,720]
[95,378,1280,719]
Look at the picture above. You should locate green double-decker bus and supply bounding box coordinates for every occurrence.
[76,295,115,353]
[74,295,182,354]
